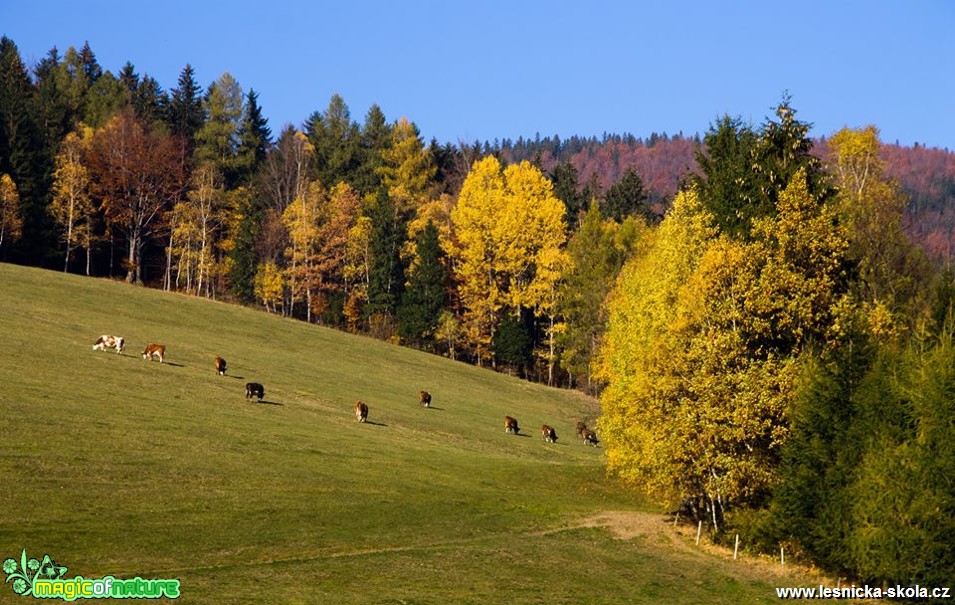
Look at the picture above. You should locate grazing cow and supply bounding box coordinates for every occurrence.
[355,401,369,423]
[504,416,520,435]
[92,335,124,354]
[214,356,227,376]
[581,428,599,447]
[575,421,588,439]
[245,382,265,401]
[541,424,558,443]
[142,344,166,362]
[419,390,432,408]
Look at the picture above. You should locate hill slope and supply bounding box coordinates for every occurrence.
[0,263,819,603]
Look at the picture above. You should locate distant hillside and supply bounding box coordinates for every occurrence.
[498,134,955,261]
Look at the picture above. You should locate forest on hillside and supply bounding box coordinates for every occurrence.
[2,36,954,588]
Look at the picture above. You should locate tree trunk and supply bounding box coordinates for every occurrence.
[126,232,137,283]
[64,200,74,273]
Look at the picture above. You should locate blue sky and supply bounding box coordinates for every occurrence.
[2,1,953,149]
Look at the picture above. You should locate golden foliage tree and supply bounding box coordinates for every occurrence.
[282,180,325,322]
[828,126,926,324]
[0,173,22,251]
[598,174,850,527]
[50,127,95,273]
[449,156,567,364]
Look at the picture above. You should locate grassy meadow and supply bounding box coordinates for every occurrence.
[0,263,824,603]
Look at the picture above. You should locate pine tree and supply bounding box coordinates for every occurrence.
[235,89,271,183]
[397,220,448,346]
[305,94,360,188]
[353,103,391,194]
[549,161,584,228]
[0,36,53,264]
[366,189,406,318]
[133,75,166,126]
[693,114,760,238]
[167,64,204,147]
[603,167,653,223]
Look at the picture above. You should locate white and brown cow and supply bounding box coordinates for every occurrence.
[541,424,558,443]
[214,356,227,376]
[355,401,369,423]
[504,416,520,435]
[92,335,124,354]
[245,382,265,401]
[142,344,166,362]
[419,390,432,408]
[581,428,599,447]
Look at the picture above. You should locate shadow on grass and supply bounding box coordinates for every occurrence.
[423,406,445,411]
[364,421,388,427]
[256,400,283,406]
[160,361,185,368]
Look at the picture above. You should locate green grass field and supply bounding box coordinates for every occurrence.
[0,263,821,603]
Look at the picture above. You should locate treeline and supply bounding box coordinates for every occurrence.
[0,36,655,387]
[598,107,954,586]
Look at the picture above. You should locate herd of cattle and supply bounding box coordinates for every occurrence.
[93,333,599,447]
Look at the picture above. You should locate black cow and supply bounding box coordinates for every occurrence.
[245,382,265,401]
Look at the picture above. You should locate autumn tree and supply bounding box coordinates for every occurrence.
[828,126,927,318]
[282,180,325,322]
[379,117,435,211]
[0,173,22,251]
[450,156,567,365]
[598,173,850,528]
[88,109,186,283]
[169,164,227,296]
[313,182,363,323]
[50,127,95,273]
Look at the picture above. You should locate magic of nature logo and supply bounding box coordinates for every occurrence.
[3,550,180,601]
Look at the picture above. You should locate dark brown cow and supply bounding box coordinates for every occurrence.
[541,424,557,443]
[575,421,588,439]
[355,401,369,423]
[214,356,227,376]
[142,344,166,362]
[245,382,265,401]
[419,390,432,408]
[504,416,520,434]
[581,428,599,447]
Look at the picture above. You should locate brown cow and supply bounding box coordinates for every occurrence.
[581,428,599,447]
[575,421,588,439]
[355,401,369,423]
[504,416,520,434]
[419,390,432,408]
[541,424,558,443]
[214,356,227,376]
[142,344,166,363]
[93,335,124,354]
